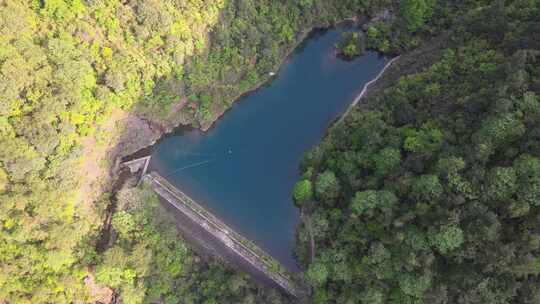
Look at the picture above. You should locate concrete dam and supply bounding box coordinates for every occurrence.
[124,156,306,298]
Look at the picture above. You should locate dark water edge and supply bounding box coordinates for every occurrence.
[144,27,389,271]
[122,27,343,161]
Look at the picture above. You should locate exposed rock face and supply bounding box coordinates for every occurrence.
[84,274,114,304]
[112,114,165,158]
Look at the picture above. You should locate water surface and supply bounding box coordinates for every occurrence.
[150,28,388,270]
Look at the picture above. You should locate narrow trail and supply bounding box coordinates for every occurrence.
[306,215,316,263]
[338,55,400,124]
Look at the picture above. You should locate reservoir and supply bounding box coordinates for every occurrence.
[149,27,389,271]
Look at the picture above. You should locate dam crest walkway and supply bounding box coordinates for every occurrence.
[141,171,305,298]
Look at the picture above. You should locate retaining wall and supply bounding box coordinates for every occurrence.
[142,172,306,298]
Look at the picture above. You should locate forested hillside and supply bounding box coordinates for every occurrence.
[295,1,540,303]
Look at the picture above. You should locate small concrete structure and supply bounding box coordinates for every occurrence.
[122,156,151,185]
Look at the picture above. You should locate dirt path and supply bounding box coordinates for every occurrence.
[75,109,129,209]
[306,216,316,263]
[337,55,400,124]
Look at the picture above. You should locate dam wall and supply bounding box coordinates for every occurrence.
[141,172,306,298]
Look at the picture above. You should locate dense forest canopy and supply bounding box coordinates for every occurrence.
[1,0,539,303]
[295,1,540,303]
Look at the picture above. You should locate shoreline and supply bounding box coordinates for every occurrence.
[116,8,408,166]
[337,55,400,124]
[197,18,363,133]
[116,26,322,162]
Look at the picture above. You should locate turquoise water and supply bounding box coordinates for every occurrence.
[149,28,388,270]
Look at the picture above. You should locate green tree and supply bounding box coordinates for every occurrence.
[360,289,385,304]
[293,179,313,206]
[515,155,540,207]
[429,225,464,254]
[404,123,444,154]
[96,265,136,289]
[306,262,329,287]
[436,156,466,175]
[398,273,432,298]
[476,113,525,159]
[315,170,340,204]
[412,174,443,201]
[486,167,517,201]
[350,190,397,219]
[112,211,137,238]
[400,0,435,31]
[336,32,364,59]
[373,147,401,176]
